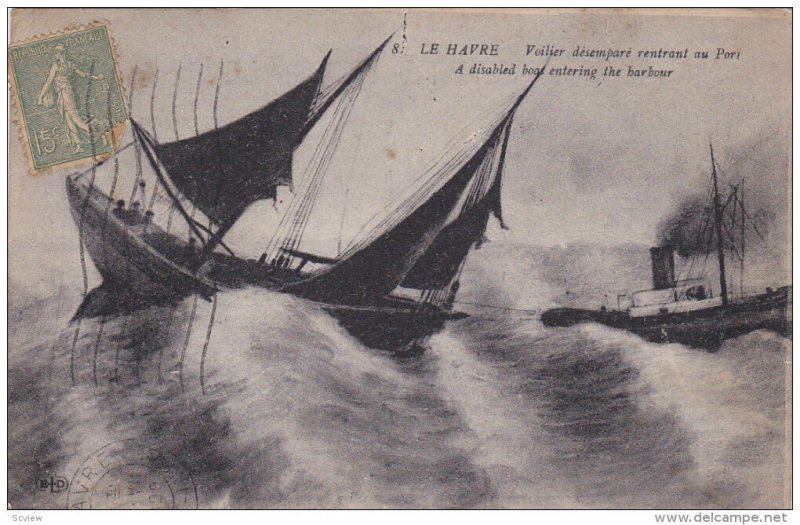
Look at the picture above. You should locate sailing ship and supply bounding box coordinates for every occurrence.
[541,144,791,349]
[66,37,544,351]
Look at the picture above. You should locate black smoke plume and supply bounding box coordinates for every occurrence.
[656,191,775,258]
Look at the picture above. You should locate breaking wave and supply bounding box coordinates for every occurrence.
[8,270,789,508]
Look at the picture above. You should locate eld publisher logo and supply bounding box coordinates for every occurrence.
[37,475,68,493]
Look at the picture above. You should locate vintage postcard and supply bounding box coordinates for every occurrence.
[7,8,791,512]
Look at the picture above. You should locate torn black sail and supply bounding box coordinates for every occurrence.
[397,72,543,293]
[151,54,330,226]
[399,120,511,289]
[284,70,541,304]
[283,125,505,303]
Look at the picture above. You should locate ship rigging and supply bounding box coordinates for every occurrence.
[66,36,546,350]
[541,143,790,349]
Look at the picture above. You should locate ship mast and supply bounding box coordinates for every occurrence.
[710,142,728,305]
[740,177,745,296]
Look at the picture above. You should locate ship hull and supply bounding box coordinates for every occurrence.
[317,300,467,352]
[66,178,465,350]
[66,178,217,300]
[541,287,791,349]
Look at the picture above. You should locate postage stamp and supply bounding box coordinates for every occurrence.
[8,23,128,174]
[66,439,198,509]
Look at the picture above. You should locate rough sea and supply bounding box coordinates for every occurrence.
[8,243,790,509]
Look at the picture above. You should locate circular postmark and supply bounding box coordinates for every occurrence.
[67,439,197,509]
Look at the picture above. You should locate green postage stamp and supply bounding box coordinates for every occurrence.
[9,23,128,174]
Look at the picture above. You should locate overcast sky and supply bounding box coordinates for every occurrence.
[9,9,791,297]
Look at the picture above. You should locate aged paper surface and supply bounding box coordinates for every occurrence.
[7,8,791,510]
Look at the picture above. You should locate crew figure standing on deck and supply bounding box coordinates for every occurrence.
[185,237,201,268]
[128,201,144,225]
[113,199,126,220]
[112,199,153,227]
[445,280,460,307]
[143,210,154,232]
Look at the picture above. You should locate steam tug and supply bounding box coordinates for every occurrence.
[541,145,790,349]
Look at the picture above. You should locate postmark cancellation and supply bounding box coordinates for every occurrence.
[66,440,197,510]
